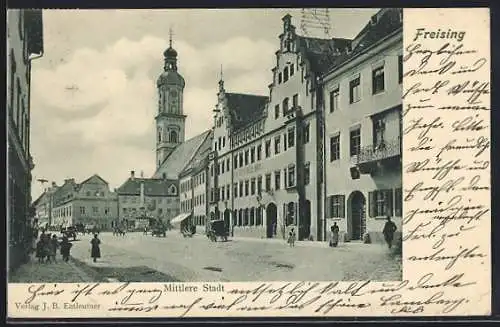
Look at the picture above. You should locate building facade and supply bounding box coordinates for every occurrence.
[208,14,351,241]
[322,8,403,243]
[7,9,44,271]
[116,171,179,229]
[32,181,58,228]
[51,175,118,230]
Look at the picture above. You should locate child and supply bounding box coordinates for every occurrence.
[288,228,296,247]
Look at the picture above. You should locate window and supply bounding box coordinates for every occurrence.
[234,183,238,198]
[274,171,281,190]
[245,180,249,196]
[350,129,361,157]
[330,135,340,161]
[265,174,271,191]
[275,104,280,119]
[221,162,225,174]
[244,150,249,166]
[251,178,256,195]
[226,184,230,199]
[284,67,289,82]
[239,182,243,197]
[287,165,296,188]
[265,140,271,158]
[373,118,386,148]
[304,124,310,144]
[328,195,345,218]
[287,128,295,148]
[239,152,243,166]
[369,189,394,217]
[349,76,361,103]
[226,158,230,171]
[234,156,238,169]
[221,187,224,201]
[282,98,289,115]
[250,147,255,163]
[170,130,178,143]
[292,94,298,108]
[210,165,213,176]
[93,206,98,214]
[257,176,262,194]
[290,64,295,76]
[278,72,282,84]
[257,145,262,161]
[372,66,385,94]
[330,88,339,112]
[304,163,310,185]
[80,207,85,215]
[274,136,281,154]
[398,55,403,84]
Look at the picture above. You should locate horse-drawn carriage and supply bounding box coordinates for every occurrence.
[206,219,229,242]
[61,226,77,241]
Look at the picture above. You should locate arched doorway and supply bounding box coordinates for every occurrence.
[347,191,366,241]
[300,200,311,240]
[223,209,230,233]
[266,203,277,238]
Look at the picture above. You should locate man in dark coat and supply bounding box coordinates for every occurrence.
[60,235,72,262]
[383,216,397,249]
[91,234,101,262]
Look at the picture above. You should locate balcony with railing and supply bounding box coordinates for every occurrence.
[356,137,401,174]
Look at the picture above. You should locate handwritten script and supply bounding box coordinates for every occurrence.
[7,8,491,318]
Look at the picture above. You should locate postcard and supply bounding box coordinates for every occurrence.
[6,7,490,318]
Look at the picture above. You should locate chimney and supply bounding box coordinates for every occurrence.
[51,181,57,187]
[130,171,135,180]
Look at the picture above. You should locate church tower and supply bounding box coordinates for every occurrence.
[155,29,186,169]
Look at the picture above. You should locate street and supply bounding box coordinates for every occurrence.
[69,232,401,282]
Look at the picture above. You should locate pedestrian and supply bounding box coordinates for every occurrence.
[43,233,52,263]
[287,227,296,247]
[60,235,72,262]
[48,235,59,263]
[90,234,101,263]
[383,216,397,249]
[35,237,45,263]
[329,223,340,248]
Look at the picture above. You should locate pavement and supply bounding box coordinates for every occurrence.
[9,254,92,283]
[68,231,401,282]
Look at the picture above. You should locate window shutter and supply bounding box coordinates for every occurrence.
[340,195,346,218]
[386,189,394,216]
[368,191,375,218]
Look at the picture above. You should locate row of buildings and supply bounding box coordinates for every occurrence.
[7,9,44,271]
[33,8,403,245]
[141,8,402,243]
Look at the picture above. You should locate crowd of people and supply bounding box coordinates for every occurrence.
[35,230,72,263]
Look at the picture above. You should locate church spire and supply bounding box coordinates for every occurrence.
[218,64,224,92]
[169,27,173,48]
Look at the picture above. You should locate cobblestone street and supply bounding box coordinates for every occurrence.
[69,232,401,282]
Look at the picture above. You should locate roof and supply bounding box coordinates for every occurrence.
[157,70,185,87]
[296,36,352,74]
[79,174,109,186]
[179,131,213,177]
[153,130,212,179]
[321,8,402,76]
[116,178,178,197]
[226,93,268,131]
[32,191,49,206]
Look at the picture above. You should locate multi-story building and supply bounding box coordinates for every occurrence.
[322,8,403,243]
[177,134,212,230]
[32,181,58,228]
[208,14,350,241]
[51,174,118,230]
[116,171,179,229]
[7,9,44,270]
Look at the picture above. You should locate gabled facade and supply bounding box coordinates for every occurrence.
[33,181,58,227]
[50,174,118,230]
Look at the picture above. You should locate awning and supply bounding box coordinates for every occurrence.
[170,213,191,224]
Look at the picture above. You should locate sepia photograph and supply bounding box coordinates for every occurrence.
[7,8,405,284]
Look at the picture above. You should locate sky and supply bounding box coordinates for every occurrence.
[30,8,379,200]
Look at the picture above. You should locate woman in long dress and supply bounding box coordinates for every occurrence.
[90,234,101,262]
